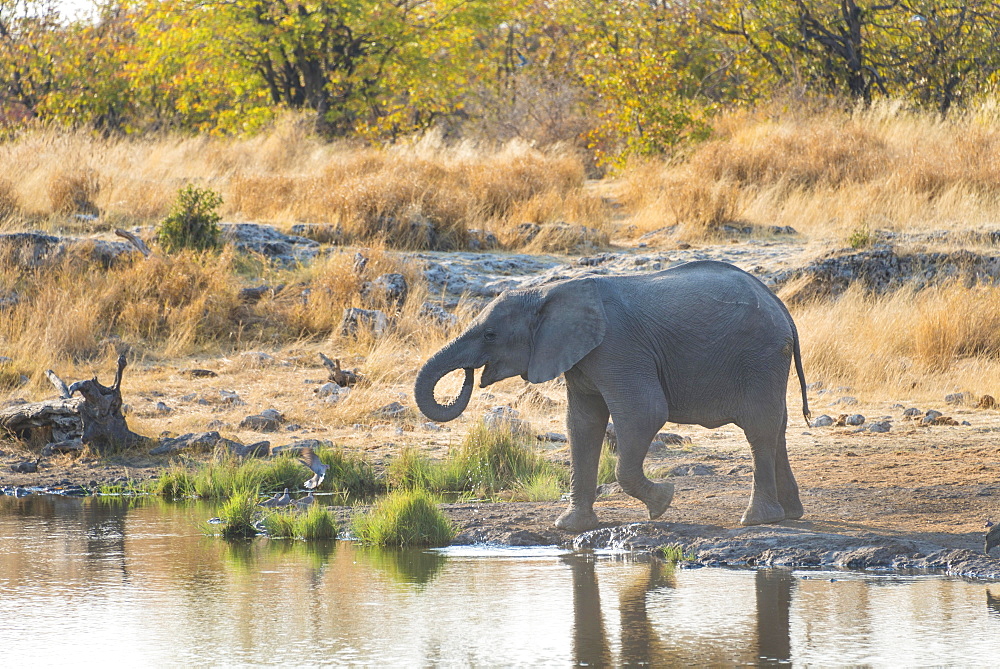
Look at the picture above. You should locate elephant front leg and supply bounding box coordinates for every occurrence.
[555,378,610,533]
[610,397,675,522]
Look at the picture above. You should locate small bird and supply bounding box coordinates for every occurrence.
[259,488,291,508]
[986,521,1000,555]
[299,446,328,490]
[295,492,315,510]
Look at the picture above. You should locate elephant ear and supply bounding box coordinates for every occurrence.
[527,278,607,384]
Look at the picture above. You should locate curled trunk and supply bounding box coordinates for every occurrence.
[414,351,476,422]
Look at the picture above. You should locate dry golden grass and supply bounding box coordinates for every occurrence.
[0,122,603,250]
[792,282,1000,401]
[5,105,1000,448]
[617,101,1000,243]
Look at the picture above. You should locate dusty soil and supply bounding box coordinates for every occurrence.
[4,395,1000,578]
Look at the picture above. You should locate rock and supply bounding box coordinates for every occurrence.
[806,381,824,391]
[237,351,282,368]
[811,415,834,427]
[844,414,866,426]
[671,464,715,476]
[422,422,444,432]
[232,440,271,458]
[596,482,622,497]
[361,273,408,310]
[205,419,227,430]
[239,284,284,304]
[483,406,531,434]
[220,390,245,406]
[339,307,389,337]
[515,223,541,244]
[221,223,319,265]
[537,432,567,443]
[945,391,976,405]
[0,231,135,270]
[467,229,500,251]
[419,302,459,328]
[769,247,1000,303]
[239,411,284,432]
[150,431,232,455]
[318,384,350,404]
[154,401,172,414]
[657,432,692,445]
[832,396,858,407]
[180,368,217,378]
[978,395,997,409]
[867,421,892,433]
[902,407,922,417]
[373,401,407,419]
[921,410,943,425]
[770,225,798,235]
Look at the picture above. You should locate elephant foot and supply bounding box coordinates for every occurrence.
[554,507,599,533]
[644,480,675,520]
[781,498,804,520]
[740,498,786,526]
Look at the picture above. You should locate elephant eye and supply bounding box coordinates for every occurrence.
[484,329,497,342]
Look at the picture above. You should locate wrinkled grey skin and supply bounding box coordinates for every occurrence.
[415,260,810,532]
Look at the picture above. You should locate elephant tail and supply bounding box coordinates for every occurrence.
[792,326,811,427]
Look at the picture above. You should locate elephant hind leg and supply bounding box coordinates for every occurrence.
[774,409,803,519]
[741,415,798,526]
[741,429,782,526]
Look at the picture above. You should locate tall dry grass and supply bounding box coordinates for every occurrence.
[792,282,1000,401]
[0,120,602,249]
[619,100,1000,243]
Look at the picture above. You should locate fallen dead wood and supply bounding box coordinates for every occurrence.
[0,354,145,452]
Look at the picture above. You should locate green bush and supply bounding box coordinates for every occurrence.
[352,489,454,547]
[597,446,617,485]
[157,184,223,252]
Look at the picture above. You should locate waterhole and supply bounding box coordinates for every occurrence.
[1,496,998,665]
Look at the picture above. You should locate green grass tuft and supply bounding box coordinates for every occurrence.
[218,487,261,540]
[437,421,561,496]
[597,446,617,485]
[386,447,442,491]
[352,489,454,547]
[660,544,696,564]
[509,471,565,502]
[149,445,380,501]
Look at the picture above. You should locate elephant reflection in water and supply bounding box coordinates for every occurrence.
[988,588,1000,617]
[564,556,794,666]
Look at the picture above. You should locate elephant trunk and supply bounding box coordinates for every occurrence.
[414,346,476,423]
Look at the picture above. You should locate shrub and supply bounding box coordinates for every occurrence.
[157,185,223,252]
[351,489,454,547]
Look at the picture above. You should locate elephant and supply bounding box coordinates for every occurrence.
[414,260,810,532]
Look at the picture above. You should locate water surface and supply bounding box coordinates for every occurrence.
[2,496,998,665]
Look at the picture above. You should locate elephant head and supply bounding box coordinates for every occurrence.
[414,278,607,422]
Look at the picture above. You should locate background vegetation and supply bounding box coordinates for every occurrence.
[3,1,1000,164]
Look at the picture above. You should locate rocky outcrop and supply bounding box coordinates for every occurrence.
[221,223,320,265]
[0,231,136,269]
[769,247,1000,303]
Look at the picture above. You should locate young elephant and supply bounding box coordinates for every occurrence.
[415,260,810,532]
